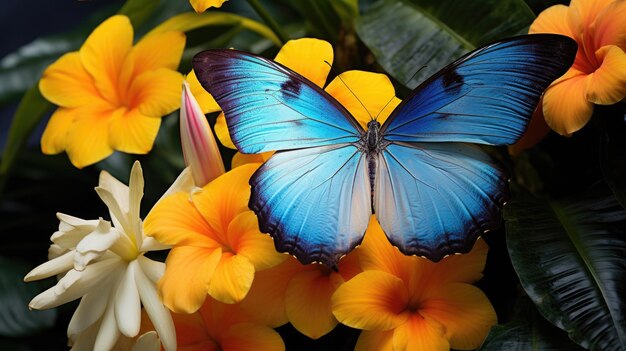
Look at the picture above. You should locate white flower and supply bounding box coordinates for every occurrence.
[24,161,176,351]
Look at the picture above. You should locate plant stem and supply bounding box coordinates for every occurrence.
[245,0,289,45]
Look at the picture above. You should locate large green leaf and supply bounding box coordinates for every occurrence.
[356,0,534,88]
[505,186,626,351]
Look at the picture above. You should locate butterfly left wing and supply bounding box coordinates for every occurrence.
[374,142,507,261]
[250,144,371,266]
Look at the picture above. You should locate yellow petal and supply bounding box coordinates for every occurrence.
[41,108,74,154]
[207,253,255,304]
[420,238,489,286]
[286,268,343,339]
[355,330,394,351]
[592,0,626,49]
[231,151,274,169]
[221,323,285,351]
[189,0,228,13]
[160,246,222,313]
[108,108,161,154]
[419,283,497,350]
[192,164,259,240]
[529,4,576,38]
[542,69,593,135]
[274,38,333,88]
[133,31,186,73]
[240,257,302,328]
[325,70,400,128]
[228,211,285,271]
[215,112,236,149]
[144,191,220,247]
[130,68,183,117]
[187,70,221,113]
[358,216,412,280]
[586,45,626,104]
[79,15,133,106]
[393,314,449,351]
[332,270,409,331]
[39,52,108,108]
[65,108,115,168]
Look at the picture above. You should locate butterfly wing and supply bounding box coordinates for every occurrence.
[192,49,363,153]
[374,142,507,261]
[381,34,578,145]
[250,144,371,266]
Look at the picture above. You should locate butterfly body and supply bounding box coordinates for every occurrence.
[193,35,577,267]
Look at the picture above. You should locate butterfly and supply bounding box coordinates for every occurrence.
[192,34,577,267]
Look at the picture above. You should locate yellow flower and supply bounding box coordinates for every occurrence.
[530,0,626,135]
[332,217,496,351]
[189,0,228,13]
[144,164,285,313]
[213,38,401,168]
[39,15,185,168]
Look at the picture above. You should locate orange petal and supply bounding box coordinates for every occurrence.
[286,268,343,339]
[274,38,333,88]
[240,257,301,328]
[419,283,497,350]
[586,45,626,105]
[508,102,551,155]
[207,253,255,304]
[192,164,259,241]
[358,216,412,280]
[39,52,107,108]
[221,322,285,351]
[419,238,489,286]
[160,246,222,313]
[169,309,213,348]
[215,112,236,149]
[133,31,186,73]
[592,0,626,49]
[41,107,74,154]
[130,68,183,117]
[529,4,575,38]
[108,108,161,154]
[332,270,409,331]
[65,108,115,168]
[337,250,362,282]
[228,211,285,271]
[231,152,273,169]
[393,314,449,351]
[189,0,228,13]
[144,191,220,247]
[187,70,221,114]
[79,15,133,106]
[542,70,593,135]
[355,330,394,351]
[324,70,400,128]
[568,0,614,38]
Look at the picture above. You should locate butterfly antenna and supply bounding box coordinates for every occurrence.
[324,61,374,121]
[374,94,398,120]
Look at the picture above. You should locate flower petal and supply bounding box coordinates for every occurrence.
[189,0,228,13]
[228,211,285,271]
[79,15,133,106]
[67,285,112,337]
[286,268,343,339]
[94,293,122,351]
[133,31,186,73]
[529,4,575,37]
[187,70,221,113]
[131,68,183,117]
[324,70,399,127]
[358,216,411,279]
[221,322,285,351]
[65,108,115,169]
[133,331,161,351]
[39,52,108,108]
[419,238,489,286]
[155,167,196,206]
[108,108,161,154]
[542,70,593,135]
[159,246,221,313]
[207,254,255,304]
[214,112,236,149]
[393,314,449,351]
[355,330,394,351]
[274,38,333,88]
[231,152,273,168]
[568,0,615,38]
[586,45,626,104]
[24,250,74,281]
[115,262,141,337]
[41,108,75,155]
[592,0,626,49]
[332,270,409,331]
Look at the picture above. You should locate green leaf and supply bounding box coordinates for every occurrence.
[0,86,52,193]
[118,0,161,28]
[356,0,534,88]
[0,257,56,337]
[479,297,584,351]
[505,185,626,351]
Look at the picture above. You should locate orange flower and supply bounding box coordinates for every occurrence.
[189,0,228,13]
[39,15,185,168]
[530,0,626,135]
[144,164,285,313]
[332,217,496,351]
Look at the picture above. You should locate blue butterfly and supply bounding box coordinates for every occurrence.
[192,34,577,267]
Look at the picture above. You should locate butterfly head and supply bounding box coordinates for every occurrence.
[366,120,381,152]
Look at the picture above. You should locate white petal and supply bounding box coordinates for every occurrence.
[29,258,123,309]
[133,331,161,351]
[137,256,165,283]
[69,320,100,351]
[153,167,195,208]
[24,249,74,282]
[52,214,102,249]
[57,213,100,231]
[48,244,68,260]
[128,161,144,226]
[68,284,114,337]
[94,294,121,351]
[75,221,119,270]
[95,186,131,237]
[135,266,176,351]
[98,170,130,213]
[115,261,141,337]
[139,237,170,253]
